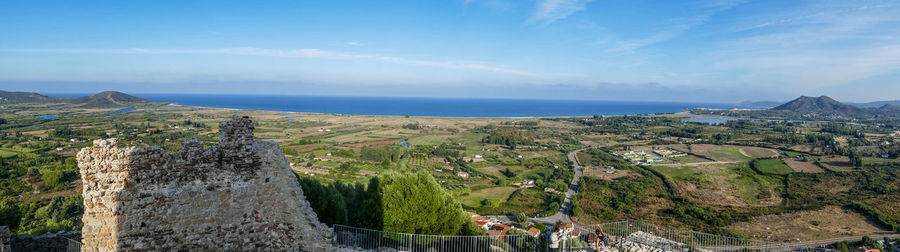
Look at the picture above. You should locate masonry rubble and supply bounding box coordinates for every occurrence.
[77,116,333,251]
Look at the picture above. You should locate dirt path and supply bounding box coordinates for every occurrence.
[739,147,779,158]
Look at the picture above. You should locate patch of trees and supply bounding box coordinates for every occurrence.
[402,122,422,130]
[360,145,404,163]
[431,143,464,158]
[180,120,207,128]
[298,171,484,235]
[331,148,355,158]
[783,165,900,231]
[820,123,864,138]
[481,127,534,149]
[49,126,106,139]
[577,175,666,222]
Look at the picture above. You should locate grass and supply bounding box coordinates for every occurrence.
[301,128,369,141]
[650,165,708,185]
[715,149,753,161]
[0,149,18,158]
[862,157,899,165]
[753,158,794,175]
[781,150,804,157]
[728,163,780,204]
[459,186,518,206]
[408,134,453,146]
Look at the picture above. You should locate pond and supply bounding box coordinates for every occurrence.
[108,108,136,115]
[35,114,57,119]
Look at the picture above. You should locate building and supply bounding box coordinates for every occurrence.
[526,227,541,237]
[443,166,455,171]
[456,172,469,178]
[467,212,495,230]
[558,222,574,236]
[487,224,511,240]
[654,149,687,158]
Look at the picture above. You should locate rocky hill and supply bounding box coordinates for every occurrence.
[0,90,147,108]
[771,96,866,116]
[0,90,56,103]
[770,96,900,117]
[68,91,148,108]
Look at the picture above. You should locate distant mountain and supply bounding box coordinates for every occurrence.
[0,90,148,108]
[768,96,900,117]
[847,100,900,108]
[0,90,56,103]
[69,91,148,108]
[771,96,865,116]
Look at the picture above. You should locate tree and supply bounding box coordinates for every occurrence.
[299,171,482,235]
[833,242,849,252]
[377,171,482,235]
[514,212,529,224]
[0,197,20,230]
[533,223,547,232]
[849,151,863,167]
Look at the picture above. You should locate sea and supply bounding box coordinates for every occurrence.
[48,93,741,118]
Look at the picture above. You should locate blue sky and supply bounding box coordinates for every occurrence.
[1,0,899,102]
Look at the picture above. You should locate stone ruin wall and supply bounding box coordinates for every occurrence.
[77,117,332,251]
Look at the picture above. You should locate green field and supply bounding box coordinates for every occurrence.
[650,165,708,184]
[0,149,19,158]
[408,134,454,146]
[460,186,519,207]
[714,149,753,161]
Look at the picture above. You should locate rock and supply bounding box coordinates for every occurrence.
[77,117,332,251]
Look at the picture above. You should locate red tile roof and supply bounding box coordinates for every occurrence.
[527,227,540,236]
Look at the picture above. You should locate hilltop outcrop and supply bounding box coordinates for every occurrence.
[76,117,332,251]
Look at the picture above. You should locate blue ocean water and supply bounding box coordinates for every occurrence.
[48,93,735,117]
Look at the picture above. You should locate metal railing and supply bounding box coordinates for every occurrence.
[333,225,541,252]
[334,220,900,252]
[581,219,900,252]
[67,238,82,252]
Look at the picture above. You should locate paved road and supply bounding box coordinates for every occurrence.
[529,149,584,226]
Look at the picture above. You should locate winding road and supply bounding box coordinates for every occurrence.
[529,149,585,226]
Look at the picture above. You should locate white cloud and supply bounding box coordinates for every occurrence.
[527,0,594,25]
[705,1,900,90]
[0,47,541,78]
[598,0,745,55]
[345,41,363,46]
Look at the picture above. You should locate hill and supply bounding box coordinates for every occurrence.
[848,100,900,108]
[68,91,148,108]
[0,90,56,103]
[771,96,866,116]
[0,90,147,108]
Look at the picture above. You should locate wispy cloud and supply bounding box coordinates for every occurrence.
[527,0,594,25]
[600,0,746,55]
[735,1,898,32]
[0,47,541,78]
[345,41,363,46]
[703,1,900,92]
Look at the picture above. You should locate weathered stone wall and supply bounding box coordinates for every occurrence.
[77,117,332,251]
[10,230,80,252]
[0,226,8,252]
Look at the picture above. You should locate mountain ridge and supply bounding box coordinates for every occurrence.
[770,95,900,117]
[0,90,148,108]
